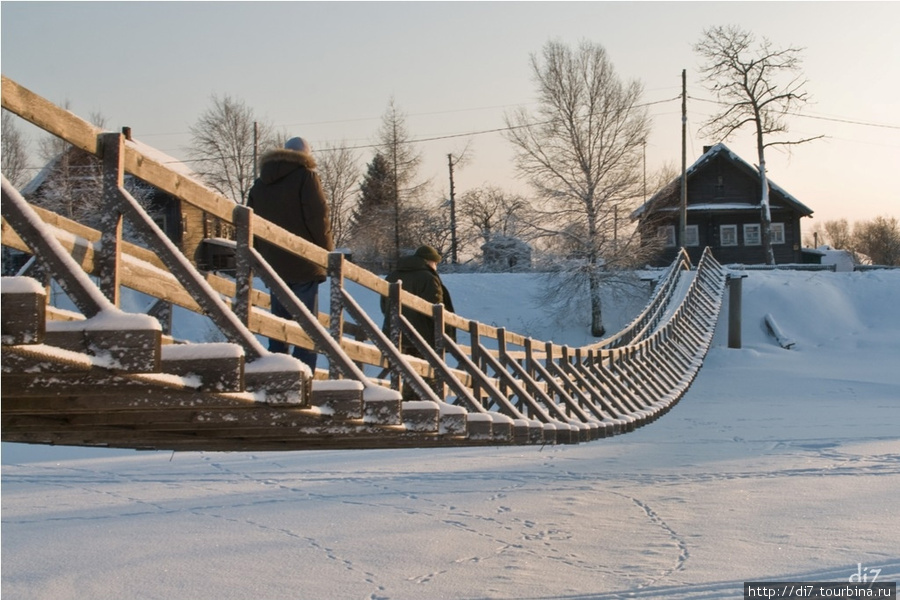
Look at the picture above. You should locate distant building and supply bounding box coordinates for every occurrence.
[481,235,532,271]
[632,143,814,266]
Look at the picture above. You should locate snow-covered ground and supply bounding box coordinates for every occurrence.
[3,268,899,600]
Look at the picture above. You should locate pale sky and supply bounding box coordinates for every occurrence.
[2,1,898,227]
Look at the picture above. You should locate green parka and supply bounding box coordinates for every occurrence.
[381,254,455,349]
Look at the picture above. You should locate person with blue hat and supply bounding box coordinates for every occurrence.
[248,137,334,373]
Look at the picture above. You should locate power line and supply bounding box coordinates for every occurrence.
[687,95,900,130]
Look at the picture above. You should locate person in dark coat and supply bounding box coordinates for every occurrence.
[381,245,454,399]
[381,245,453,347]
[247,137,334,373]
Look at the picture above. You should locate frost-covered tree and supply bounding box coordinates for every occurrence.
[25,110,156,238]
[853,216,900,266]
[2,110,30,188]
[458,185,530,253]
[348,153,395,271]
[505,39,651,336]
[695,25,822,265]
[316,142,360,248]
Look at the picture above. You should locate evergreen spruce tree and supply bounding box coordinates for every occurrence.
[349,153,396,271]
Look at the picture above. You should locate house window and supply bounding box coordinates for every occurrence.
[744,224,761,246]
[772,222,785,244]
[657,225,676,247]
[153,214,168,233]
[720,225,738,247]
[685,225,700,247]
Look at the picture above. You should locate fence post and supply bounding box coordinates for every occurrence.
[727,273,748,349]
[433,303,447,398]
[328,252,345,380]
[388,281,402,391]
[98,132,124,306]
[232,205,253,327]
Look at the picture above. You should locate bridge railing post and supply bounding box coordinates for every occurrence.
[432,303,447,398]
[328,251,346,380]
[98,132,124,307]
[232,204,253,328]
[387,281,402,391]
[727,273,748,349]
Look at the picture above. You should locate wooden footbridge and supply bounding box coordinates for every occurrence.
[1,76,727,451]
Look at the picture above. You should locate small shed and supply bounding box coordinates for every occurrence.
[632,143,814,266]
[481,235,532,271]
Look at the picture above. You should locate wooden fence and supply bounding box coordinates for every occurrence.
[1,75,727,451]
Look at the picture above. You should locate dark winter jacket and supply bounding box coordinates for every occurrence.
[381,255,455,349]
[247,149,334,283]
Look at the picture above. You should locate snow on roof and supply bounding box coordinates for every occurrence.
[632,143,814,219]
[19,154,63,197]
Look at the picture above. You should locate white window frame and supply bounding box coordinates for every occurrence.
[743,223,761,246]
[684,225,700,247]
[720,225,738,247]
[771,222,785,245]
[657,225,677,248]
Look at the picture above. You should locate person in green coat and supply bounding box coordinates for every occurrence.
[381,245,454,398]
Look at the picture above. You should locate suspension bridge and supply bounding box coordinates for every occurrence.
[1,75,727,451]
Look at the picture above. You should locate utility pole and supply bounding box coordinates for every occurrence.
[447,153,458,264]
[680,69,688,251]
[643,140,647,202]
[392,120,400,267]
[253,122,259,178]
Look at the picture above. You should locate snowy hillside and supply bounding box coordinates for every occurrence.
[2,269,899,600]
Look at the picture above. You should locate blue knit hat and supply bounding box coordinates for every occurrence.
[284,137,311,153]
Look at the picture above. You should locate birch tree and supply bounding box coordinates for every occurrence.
[505,39,650,336]
[695,25,822,265]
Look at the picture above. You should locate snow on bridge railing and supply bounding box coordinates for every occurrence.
[2,74,727,439]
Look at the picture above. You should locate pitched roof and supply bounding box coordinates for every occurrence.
[631,143,813,219]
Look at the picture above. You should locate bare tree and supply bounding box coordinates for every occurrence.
[804,218,853,250]
[458,185,530,252]
[505,39,651,336]
[316,142,360,248]
[853,216,900,266]
[188,95,274,204]
[2,110,30,188]
[695,25,822,265]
